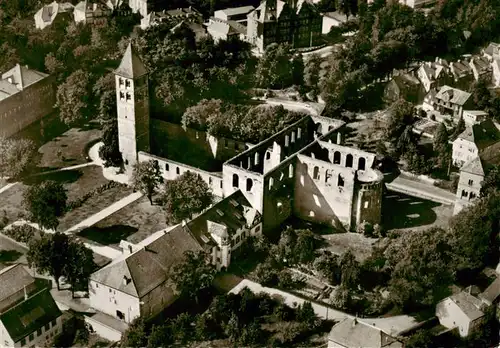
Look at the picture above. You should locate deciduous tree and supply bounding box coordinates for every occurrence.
[161,171,212,224]
[99,119,122,167]
[62,240,95,298]
[172,250,216,304]
[0,137,36,178]
[121,318,148,348]
[132,160,163,205]
[27,232,70,290]
[56,69,93,125]
[182,99,223,131]
[23,180,67,231]
[339,250,360,290]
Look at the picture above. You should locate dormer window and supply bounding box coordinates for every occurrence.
[229,199,238,207]
[234,212,243,220]
[216,209,224,216]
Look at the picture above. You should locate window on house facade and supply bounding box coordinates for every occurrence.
[165,163,169,171]
[119,78,124,86]
[125,79,131,88]
[37,328,42,336]
[126,93,131,101]
[29,334,34,341]
[468,179,473,185]
[176,167,180,174]
[119,92,125,100]
[313,166,319,180]
[45,324,50,331]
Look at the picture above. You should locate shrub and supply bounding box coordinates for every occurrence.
[429,114,436,121]
[4,225,42,244]
[356,221,374,236]
[66,181,127,211]
[373,224,384,237]
[0,210,8,229]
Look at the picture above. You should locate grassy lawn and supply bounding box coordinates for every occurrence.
[383,192,453,233]
[0,183,29,224]
[0,234,28,271]
[37,123,102,171]
[320,232,377,262]
[79,196,169,247]
[58,184,134,232]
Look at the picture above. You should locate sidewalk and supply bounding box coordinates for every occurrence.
[386,175,456,205]
[0,182,17,195]
[64,191,143,233]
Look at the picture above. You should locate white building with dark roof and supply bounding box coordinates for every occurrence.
[436,291,486,337]
[89,189,261,333]
[34,1,74,29]
[328,317,403,348]
[0,265,63,348]
[424,85,473,121]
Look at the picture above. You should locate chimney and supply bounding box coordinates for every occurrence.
[123,276,130,286]
[23,285,28,300]
[128,245,133,254]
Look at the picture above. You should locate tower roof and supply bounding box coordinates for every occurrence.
[115,43,147,79]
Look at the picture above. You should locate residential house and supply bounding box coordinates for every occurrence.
[469,56,492,83]
[206,18,247,43]
[483,42,500,60]
[322,11,348,34]
[140,7,202,30]
[34,1,74,29]
[214,6,255,23]
[74,1,111,26]
[462,110,488,126]
[449,60,475,90]
[452,119,500,168]
[246,0,322,53]
[425,85,473,121]
[328,317,403,348]
[436,291,487,337]
[89,190,261,330]
[384,73,423,104]
[0,265,62,348]
[397,0,436,8]
[417,59,451,93]
[0,288,63,348]
[0,64,55,138]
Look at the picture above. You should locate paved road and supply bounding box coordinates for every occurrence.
[263,98,322,116]
[386,175,456,205]
[229,278,419,336]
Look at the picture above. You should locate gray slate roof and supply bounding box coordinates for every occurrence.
[448,291,485,321]
[0,265,35,303]
[91,224,203,298]
[328,318,403,348]
[115,43,148,79]
[0,288,61,343]
[435,85,471,106]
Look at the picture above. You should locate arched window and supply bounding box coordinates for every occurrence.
[461,190,467,198]
[333,151,341,164]
[232,174,239,188]
[358,157,366,171]
[346,154,353,168]
[328,125,333,131]
[254,152,260,165]
[269,177,274,190]
[325,169,332,183]
[165,163,169,171]
[338,174,344,187]
[313,166,320,180]
[289,164,293,178]
[266,152,271,160]
[246,178,253,192]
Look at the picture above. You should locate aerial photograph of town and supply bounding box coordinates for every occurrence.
[0,0,499,346]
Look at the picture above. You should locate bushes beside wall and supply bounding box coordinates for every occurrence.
[66,181,128,211]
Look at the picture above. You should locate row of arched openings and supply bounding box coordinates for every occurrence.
[332,151,366,170]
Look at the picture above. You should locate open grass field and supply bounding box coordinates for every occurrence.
[320,232,378,262]
[57,184,134,232]
[80,195,169,247]
[37,124,102,171]
[0,183,29,224]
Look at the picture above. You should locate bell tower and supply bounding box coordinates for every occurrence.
[115,43,150,167]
